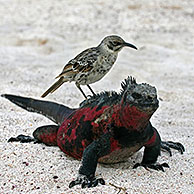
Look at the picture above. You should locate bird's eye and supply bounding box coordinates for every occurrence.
[112,41,120,46]
[132,92,142,99]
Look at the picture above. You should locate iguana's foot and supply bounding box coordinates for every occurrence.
[69,174,105,188]
[161,141,185,156]
[133,162,169,172]
[8,134,40,143]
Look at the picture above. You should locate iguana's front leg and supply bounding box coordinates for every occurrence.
[161,141,185,156]
[69,133,111,188]
[133,127,170,171]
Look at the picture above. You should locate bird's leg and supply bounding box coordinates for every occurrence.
[76,83,87,99]
[87,85,96,96]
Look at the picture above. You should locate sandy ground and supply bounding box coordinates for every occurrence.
[0,0,194,193]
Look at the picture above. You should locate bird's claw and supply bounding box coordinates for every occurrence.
[86,94,94,99]
[69,174,105,188]
[161,141,185,156]
[133,162,169,172]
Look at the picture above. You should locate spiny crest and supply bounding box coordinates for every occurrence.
[120,76,137,93]
[79,76,137,108]
[79,91,119,108]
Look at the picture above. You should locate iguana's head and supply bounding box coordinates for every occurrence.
[120,77,159,115]
[79,77,158,122]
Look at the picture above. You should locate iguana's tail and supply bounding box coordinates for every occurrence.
[1,94,75,125]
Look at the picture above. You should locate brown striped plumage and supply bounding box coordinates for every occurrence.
[41,35,137,98]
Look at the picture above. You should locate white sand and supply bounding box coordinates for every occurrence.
[0,0,194,193]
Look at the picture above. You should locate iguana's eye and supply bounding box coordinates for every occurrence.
[132,92,142,99]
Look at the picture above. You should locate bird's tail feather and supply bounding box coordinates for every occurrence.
[41,77,68,98]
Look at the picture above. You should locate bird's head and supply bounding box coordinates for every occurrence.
[99,35,137,52]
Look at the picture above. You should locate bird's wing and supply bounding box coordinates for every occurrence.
[56,47,100,78]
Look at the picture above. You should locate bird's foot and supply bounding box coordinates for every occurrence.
[161,141,185,156]
[69,174,105,188]
[8,134,40,143]
[86,94,93,99]
[133,162,169,172]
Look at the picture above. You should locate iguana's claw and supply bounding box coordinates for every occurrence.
[69,174,105,188]
[161,141,185,156]
[8,134,40,143]
[133,162,169,172]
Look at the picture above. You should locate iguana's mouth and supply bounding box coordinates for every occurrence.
[139,101,159,111]
[130,100,159,112]
[141,101,158,107]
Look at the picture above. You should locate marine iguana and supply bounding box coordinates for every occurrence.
[1,76,185,188]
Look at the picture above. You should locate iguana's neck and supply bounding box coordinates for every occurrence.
[112,104,152,131]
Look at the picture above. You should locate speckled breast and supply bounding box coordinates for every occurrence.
[76,53,118,85]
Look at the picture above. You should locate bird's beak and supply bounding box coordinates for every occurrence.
[123,42,138,50]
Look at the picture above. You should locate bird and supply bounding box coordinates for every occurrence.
[41,35,137,99]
